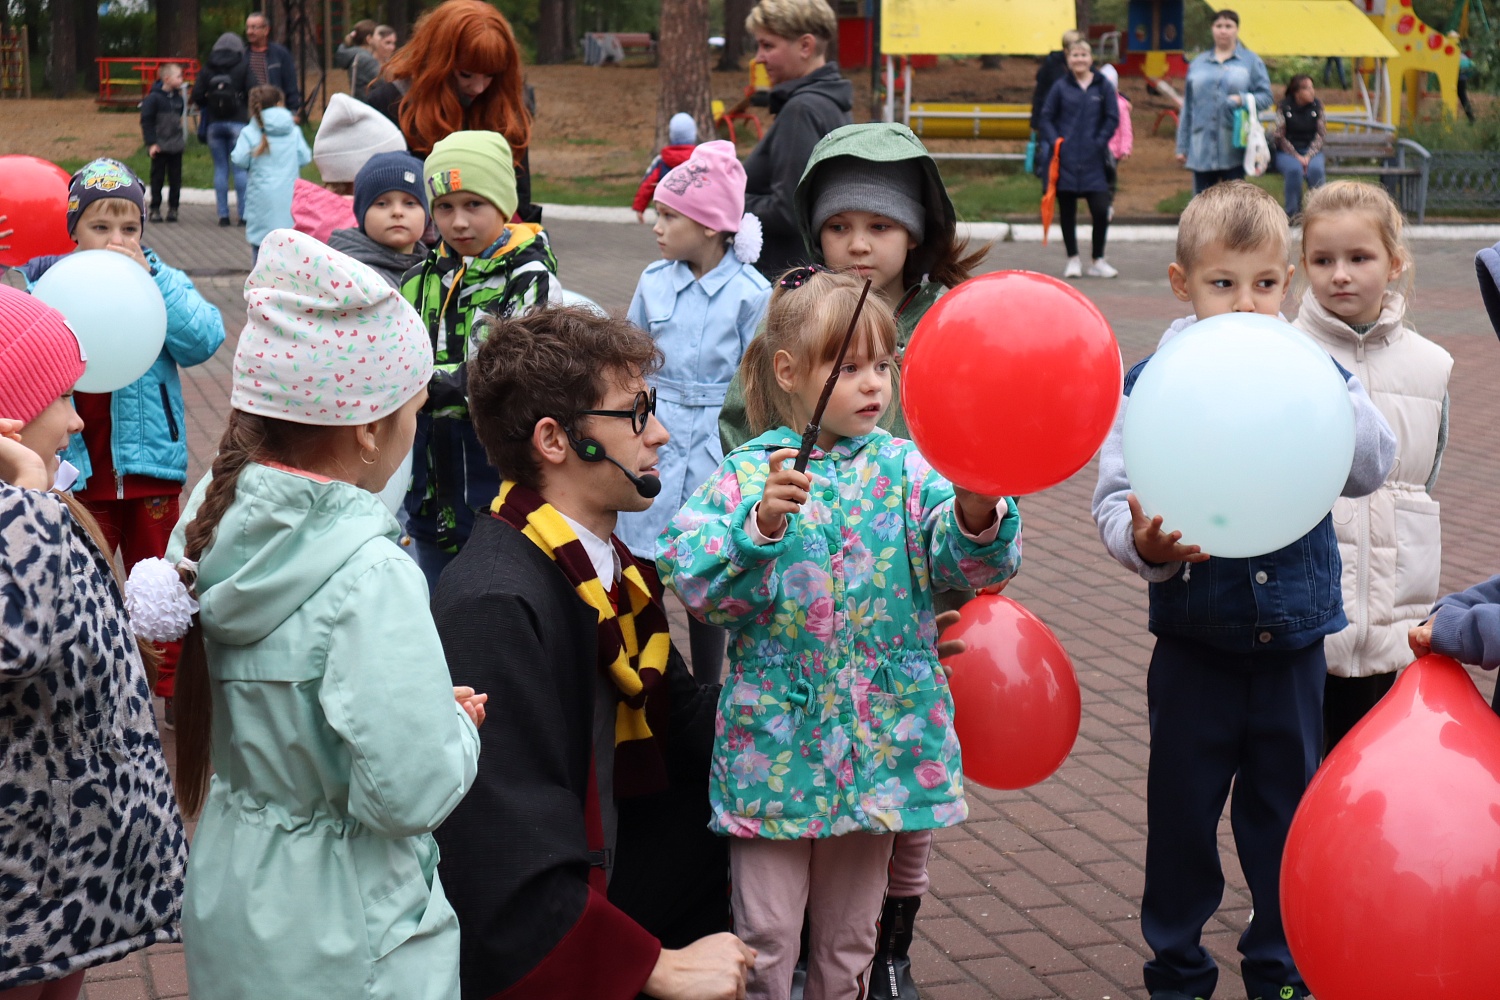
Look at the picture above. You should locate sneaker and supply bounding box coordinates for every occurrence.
[161,696,175,731]
[1063,256,1083,279]
[149,209,163,223]
[218,216,231,227]
[1089,258,1119,278]
[166,209,178,223]
[236,218,246,227]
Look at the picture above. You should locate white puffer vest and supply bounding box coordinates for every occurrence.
[1295,289,1453,677]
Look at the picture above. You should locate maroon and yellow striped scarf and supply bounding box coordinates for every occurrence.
[491,480,672,797]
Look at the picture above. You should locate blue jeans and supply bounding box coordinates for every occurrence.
[1192,165,1246,194]
[206,120,248,222]
[1276,150,1326,216]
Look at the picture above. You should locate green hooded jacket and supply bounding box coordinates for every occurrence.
[169,464,480,1000]
[719,122,960,450]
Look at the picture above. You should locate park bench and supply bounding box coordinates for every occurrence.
[582,32,655,66]
[95,57,198,108]
[1319,127,1431,223]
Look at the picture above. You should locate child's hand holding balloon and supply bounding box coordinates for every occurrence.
[1129,493,1210,566]
[756,447,811,538]
[1408,621,1433,658]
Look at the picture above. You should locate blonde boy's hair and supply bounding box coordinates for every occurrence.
[1298,180,1412,298]
[1175,180,1290,272]
[1065,38,1092,54]
[1061,30,1084,48]
[77,198,141,224]
[158,62,182,81]
[746,0,838,52]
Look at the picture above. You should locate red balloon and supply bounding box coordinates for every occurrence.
[901,270,1121,496]
[1283,656,1500,999]
[0,156,75,267]
[941,595,1081,789]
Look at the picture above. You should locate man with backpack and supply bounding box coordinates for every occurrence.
[191,32,251,227]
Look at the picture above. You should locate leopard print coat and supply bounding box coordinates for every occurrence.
[0,483,188,989]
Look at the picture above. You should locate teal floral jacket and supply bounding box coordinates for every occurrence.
[657,428,1022,840]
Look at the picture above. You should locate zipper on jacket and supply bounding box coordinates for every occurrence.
[160,383,180,442]
[1353,343,1370,671]
[116,471,125,500]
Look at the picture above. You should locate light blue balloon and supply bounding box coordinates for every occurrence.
[1122,313,1355,559]
[31,249,166,393]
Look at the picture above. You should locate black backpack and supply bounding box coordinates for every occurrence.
[203,72,239,118]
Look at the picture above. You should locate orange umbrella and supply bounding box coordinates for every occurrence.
[1040,138,1064,246]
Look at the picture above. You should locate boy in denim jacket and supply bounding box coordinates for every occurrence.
[1091,182,1396,1000]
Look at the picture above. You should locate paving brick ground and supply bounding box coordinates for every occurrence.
[78,206,1500,999]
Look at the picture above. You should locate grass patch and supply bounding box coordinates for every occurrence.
[564,136,610,146]
[531,173,643,207]
[1154,174,1282,215]
[58,122,324,190]
[941,163,1048,219]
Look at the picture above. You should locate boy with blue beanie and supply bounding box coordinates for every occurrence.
[328,150,429,288]
[400,130,559,589]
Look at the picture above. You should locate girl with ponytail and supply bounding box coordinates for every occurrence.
[130,230,484,1000]
[230,85,311,266]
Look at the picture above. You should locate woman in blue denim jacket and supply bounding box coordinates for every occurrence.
[1176,9,1273,193]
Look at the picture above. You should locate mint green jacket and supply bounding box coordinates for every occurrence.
[169,465,479,1000]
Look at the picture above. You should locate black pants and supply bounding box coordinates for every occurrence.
[689,617,727,685]
[1141,634,1323,1000]
[1322,671,1396,755]
[149,151,183,212]
[1458,77,1476,124]
[1193,165,1246,194]
[1057,189,1111,260]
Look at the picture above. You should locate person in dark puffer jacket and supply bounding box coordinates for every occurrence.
[140,62,188,222]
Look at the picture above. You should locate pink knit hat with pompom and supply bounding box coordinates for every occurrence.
[653,140,761,262]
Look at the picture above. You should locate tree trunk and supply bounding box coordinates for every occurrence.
[174,0,198,61]
[1074,0,1090,37]
[718,0,750,72]
[656,0,712,148]
[75,0,96,91]
[49,0,75,96]
[562,0,577,62]
[536,0,565,64]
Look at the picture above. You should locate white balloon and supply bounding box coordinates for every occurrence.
[32,249,167,393]
[1122,313,1356,559]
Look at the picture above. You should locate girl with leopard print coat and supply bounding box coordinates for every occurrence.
[0,285,188,997]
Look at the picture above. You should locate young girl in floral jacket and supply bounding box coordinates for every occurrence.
[657,268,1021,1000]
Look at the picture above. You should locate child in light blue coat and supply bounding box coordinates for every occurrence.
[231,85,312,265]
[617,139,770,683]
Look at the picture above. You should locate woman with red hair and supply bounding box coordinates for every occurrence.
[366,0,537,219]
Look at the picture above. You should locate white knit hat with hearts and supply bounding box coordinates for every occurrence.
[231,229,432,425]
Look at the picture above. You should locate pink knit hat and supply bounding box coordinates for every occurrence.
[232,229,432,425]
[0,285,87,425]
[654,141,762,263]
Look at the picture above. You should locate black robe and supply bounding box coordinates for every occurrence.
[431,514,727,1000]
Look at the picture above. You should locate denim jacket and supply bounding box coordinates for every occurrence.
[1176,45,1273,173]
[1092,316,1397,652]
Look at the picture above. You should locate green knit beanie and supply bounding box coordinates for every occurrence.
[424,130,518,220]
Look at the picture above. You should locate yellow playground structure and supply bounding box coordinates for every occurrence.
[1352,0,1463,121]
[879,0,1076,157]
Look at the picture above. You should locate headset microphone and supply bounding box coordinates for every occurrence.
[604,455,662,499]
[568,429,662,499]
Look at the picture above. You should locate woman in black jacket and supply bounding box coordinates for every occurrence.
[1039,38,1120,279]
[190,32,251,226]
[1272,74,1327,217]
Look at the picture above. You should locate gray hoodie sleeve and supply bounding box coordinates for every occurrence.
[1341,371,1397,498]
[1091,394,1184,583]
[1430,574,1500,669]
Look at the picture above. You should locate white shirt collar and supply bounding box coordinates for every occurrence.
[558,510,621,586]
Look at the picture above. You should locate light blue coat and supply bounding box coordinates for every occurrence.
[1176,44,1273,173]
[230,106,312,246]
[30,249,226,489]
[616,253,770,559]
